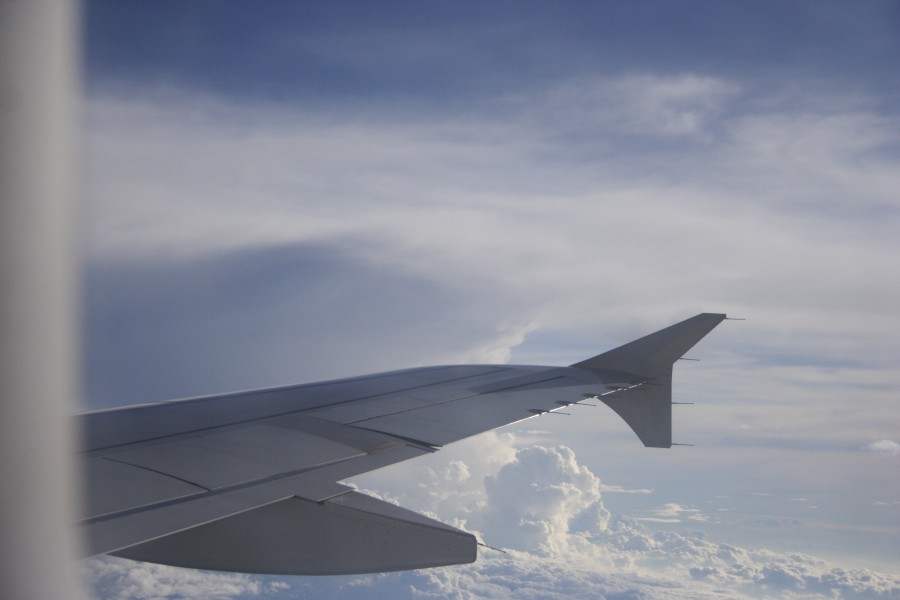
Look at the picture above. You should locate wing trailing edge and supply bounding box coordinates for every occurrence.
[570,313,727,448]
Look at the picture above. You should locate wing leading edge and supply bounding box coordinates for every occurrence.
[79,313,727,574]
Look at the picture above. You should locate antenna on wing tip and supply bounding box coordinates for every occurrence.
[724,317,746,320]
[478,541,508,554]
[672,443,695,447]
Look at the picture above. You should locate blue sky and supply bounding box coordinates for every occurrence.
[81,1,900,598]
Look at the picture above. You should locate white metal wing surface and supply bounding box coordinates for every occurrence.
[78,313,727,574]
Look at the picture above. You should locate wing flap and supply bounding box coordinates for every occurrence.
[82,444,431,557]
[85,457,206,518]
[81,415,408,525]
[113,491,476,575]
[83,474,353,557]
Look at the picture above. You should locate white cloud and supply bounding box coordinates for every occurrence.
[638,503,708,524]
[84,76,900,339]
[480,445,606,555]
[586,74,739,137]
[457,320,539,364]
[84,440,900,600]
[600,484,654,495]
[84,556,289,600]
[865,440,900,456]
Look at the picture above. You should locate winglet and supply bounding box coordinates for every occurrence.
[570,313,727,448]
[571,313,727,379]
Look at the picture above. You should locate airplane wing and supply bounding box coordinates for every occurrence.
[78,313,726,575]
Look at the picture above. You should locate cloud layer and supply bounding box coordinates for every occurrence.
[84,436,900,599]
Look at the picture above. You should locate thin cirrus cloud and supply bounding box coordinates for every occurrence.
[85,75,900,344]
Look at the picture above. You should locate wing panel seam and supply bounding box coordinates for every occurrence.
[100,456,212,492]
[85,456,362,526]
[346,375,570,425]
[84,367,512,453]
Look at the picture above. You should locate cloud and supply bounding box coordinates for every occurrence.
[457,321,539,365]
[637,504,708,524]
[539,74,740,139]
[84,75,900,343]
[83,244,529,406]
[600,484,654,495]
[480,445,606,555]
[83,440,900,599]
[84,74,900,376]
[865,440,900,456]
[84,556,289,600]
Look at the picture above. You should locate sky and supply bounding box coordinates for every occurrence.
[80,1,900,598]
